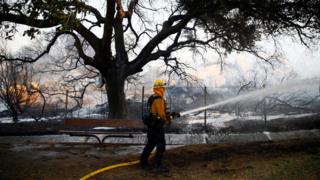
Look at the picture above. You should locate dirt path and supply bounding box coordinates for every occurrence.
[0,139,319,180]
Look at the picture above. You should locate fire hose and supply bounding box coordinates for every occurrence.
[79,154,155,180]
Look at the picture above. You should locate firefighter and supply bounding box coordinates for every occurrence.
[140,80,179,173]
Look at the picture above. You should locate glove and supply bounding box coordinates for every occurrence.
[170,112,181,118]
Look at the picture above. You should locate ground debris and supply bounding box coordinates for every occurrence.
[0,139,319,180]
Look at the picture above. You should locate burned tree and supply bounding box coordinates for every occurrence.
[1,0,320,118]
[0,59,44,122]
[37,38,99,114]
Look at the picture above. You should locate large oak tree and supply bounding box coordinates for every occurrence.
[1,0,319,118]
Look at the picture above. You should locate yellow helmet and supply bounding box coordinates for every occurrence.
[153,79,168,88]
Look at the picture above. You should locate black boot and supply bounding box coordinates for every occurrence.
[140,156,152,171]
[141,163,152,171]
[152,164,170,173]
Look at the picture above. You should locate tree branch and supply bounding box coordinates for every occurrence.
[128,13,195,76]
[102,0,115,57]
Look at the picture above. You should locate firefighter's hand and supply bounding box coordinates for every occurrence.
[170,112,181,118]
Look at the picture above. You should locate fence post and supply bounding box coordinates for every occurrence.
[65,90,68,118]
[204,86,207,129]
[169,96,172,112]
[141,86,145,119]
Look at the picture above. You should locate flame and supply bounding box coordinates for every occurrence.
[7,82,43,106]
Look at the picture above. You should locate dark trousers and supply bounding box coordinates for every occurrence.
[140,127,166,167]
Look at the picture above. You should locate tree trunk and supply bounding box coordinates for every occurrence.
[12,115,18,123]
[6,102,19,123]
[8,109,19,123]
[105,73,127,119]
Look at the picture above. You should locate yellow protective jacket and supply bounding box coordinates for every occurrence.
[151,87,171,125]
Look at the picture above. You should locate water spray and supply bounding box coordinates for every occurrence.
[180,77,320,116]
